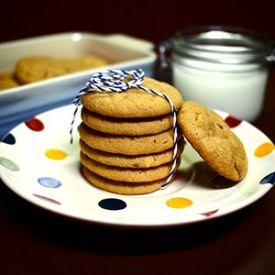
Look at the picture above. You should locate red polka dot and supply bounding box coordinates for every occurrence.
[25,118,44,131]
[225,115,242,128]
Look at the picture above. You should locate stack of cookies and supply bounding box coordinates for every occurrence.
[78,77,184,195]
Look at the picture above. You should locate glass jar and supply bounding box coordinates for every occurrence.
[160,26,275,122]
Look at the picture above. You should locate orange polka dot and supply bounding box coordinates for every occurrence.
[166,197,193,209]
[254,142,275,158]
[45,149,67,160]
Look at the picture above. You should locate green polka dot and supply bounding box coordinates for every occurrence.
[0,157,19,171]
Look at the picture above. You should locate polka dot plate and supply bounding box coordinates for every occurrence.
[0,105,274,227]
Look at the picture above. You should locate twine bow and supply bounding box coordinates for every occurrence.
[70,69,178,187]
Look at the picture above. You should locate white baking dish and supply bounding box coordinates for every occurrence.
[0,32,157,139]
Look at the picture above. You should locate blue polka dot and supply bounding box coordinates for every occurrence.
[37,177,62,188]
[260,171,275,185]
[2,133,16,145]
[98,198,127,211]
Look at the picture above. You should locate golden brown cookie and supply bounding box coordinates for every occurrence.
[81,77,183,118]
[82,166,174,195]
[62,55,108,72]
[0,72,19,90]
[80,138,184,168]
[14,56,67,84]
[177,101,248,181]
[81,107,174,136]
[79,122,179,155]
[80,152,179,183]
[14,55,109,84]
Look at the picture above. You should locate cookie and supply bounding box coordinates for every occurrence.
[62,55,108,72]
[14,55,109,84]
[177,101,248,181]
[0,72,19,90]
[82,166,175,195]
[14,56,67,84]
[81,107,173,136]
[80,152,180,183]
[81,77,183,118]
[79,122,179,155]
[80,138,184,168]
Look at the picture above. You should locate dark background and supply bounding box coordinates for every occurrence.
[1,2,275,274]
[1,0,275,45]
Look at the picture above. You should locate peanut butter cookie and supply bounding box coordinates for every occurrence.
[177,101,248,181]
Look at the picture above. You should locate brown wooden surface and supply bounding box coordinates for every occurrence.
[1,1,275,274]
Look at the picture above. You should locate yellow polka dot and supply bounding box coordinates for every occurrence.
[45,149,67,160]
[166,197,193,209]
[254,142,275,158]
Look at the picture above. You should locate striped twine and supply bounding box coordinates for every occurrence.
[70,69,178,187]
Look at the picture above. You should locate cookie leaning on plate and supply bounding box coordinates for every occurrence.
[177,101,248,181]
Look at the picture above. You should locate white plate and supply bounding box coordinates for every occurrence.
[0,105,274,227]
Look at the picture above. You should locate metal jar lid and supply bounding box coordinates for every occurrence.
[171,26,275,65]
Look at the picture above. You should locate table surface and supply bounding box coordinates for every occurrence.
[1,66,275,275]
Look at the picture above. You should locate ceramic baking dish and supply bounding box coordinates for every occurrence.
[0,32,157,139]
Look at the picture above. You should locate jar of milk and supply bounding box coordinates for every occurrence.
[160,26,275,122]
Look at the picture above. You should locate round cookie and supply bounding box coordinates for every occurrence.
[82,166,174,195]
[81,107,173,136]
[81,77,183,118]
[80,138,184,168]
[14,56,67,84]
[14,55,109,84]
[80,152,180,182]
[79,122,179,155]
[177,101,248,181]
[62,55,108,72]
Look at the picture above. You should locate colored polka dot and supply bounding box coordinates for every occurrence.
[2,133,16,145]
[260,172,275,185]
[37,177,62,188]
[98,198,127,211]
[225,115,242,128]
[166,197,193,209]
[254,142,275,157]
[201,209,219,217]
[45,149,67,160]
[33,194,61,205]
[0,157,19,171]
[25,118,44,131]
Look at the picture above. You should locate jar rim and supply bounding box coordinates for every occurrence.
[172,25,275,64]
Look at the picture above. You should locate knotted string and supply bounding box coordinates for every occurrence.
[70,69,178,187]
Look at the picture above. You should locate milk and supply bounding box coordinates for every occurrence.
[172,59,269,122]
[160,26,274,122]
